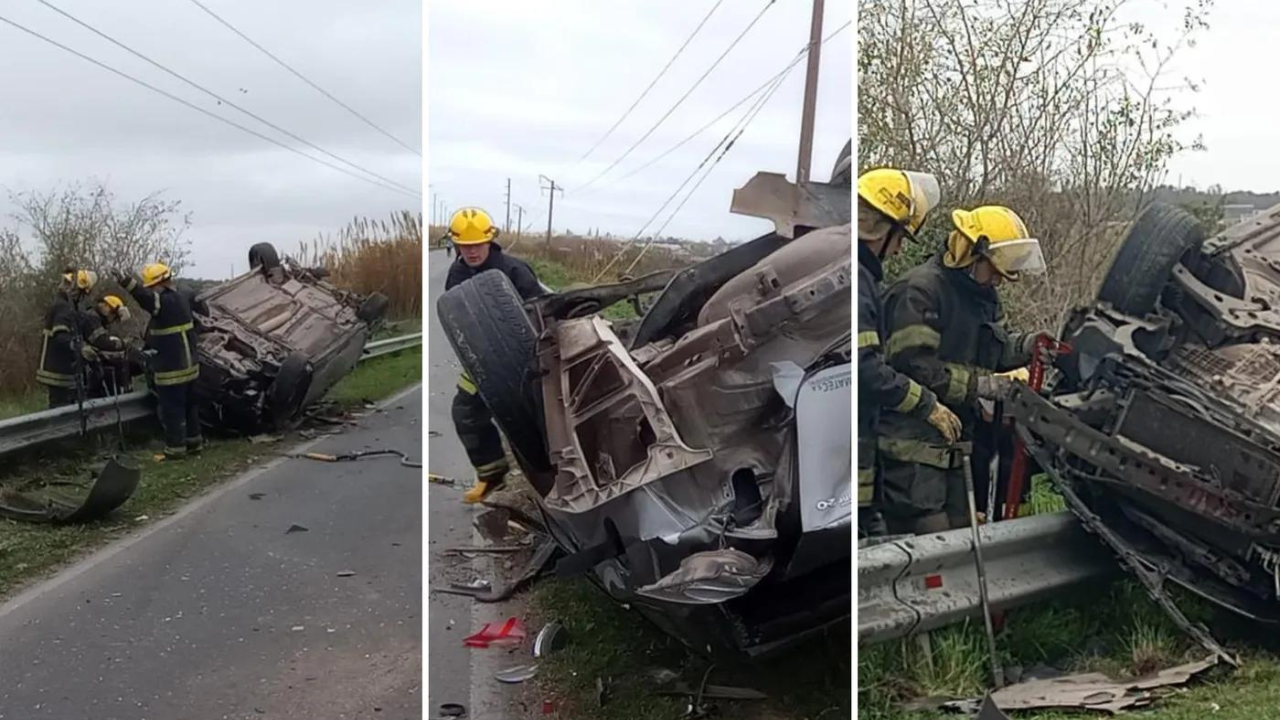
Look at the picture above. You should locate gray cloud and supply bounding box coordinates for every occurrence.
[0,0,421,277]
[428,0,851,243]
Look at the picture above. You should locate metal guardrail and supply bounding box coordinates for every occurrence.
[362,332,423,359]
[858,511,1118,645]
[0,332,423,460]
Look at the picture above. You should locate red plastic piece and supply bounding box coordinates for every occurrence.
[463,616,527,648]
[924,574,944,590]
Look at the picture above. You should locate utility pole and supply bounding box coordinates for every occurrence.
[796,0,824,184]
[431,190,438,227]
[513,204,526,242]
[539,175,563,246]
[504,178,512,232]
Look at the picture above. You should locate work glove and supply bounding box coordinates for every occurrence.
[926,402,963,444]
[976,374,1016,402]
[80,345,100,363]
[998,367,1031,384]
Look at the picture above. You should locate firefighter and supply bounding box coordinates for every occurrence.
[444,207,546,504]
[115,263,202,459]
[37,269,98,408]
[80,295,135,397]
[879,205,1050,534]
[857,169,963,539]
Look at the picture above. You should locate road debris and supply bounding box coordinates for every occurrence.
[428,473,456,486]
[532,622,569,658]
[974,694,1012,720]
[249,434,281,444]
[494,663,539,684]
[437,536,559,602]
[0,456,140,524]
[463,617,526,648]
[595,676,610,707]
[285,524,309,534]
[437,703,466,717]
[248,492,265,500]
[336,570,356,578]
[292,448,423,469]
[941,655,1218,714]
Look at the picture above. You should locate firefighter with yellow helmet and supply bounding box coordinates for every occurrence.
[116,262,202,459]
[80,294,137,397]
[444,207,546,503]
[878,203,1052,533]
[856,169,963,538]
[36,269,99,408]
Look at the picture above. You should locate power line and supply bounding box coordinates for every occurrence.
[0,13,418,199]
[591,63,792,283]
[578,19,851,200]
[571,0,777,194]
[36,0,419,198]
[186,0,421,157]
[571,0,726,168]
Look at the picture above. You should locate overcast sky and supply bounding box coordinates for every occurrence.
[1,0,421,279]
[1163,0,1276,193]
[428,0,852,244]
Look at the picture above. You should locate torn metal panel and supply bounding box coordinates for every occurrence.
[728,172,851,238]
[635,549,772,605]
[0,456,140,524]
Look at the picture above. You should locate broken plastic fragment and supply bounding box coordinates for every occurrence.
[463,617,526,648]
[494,664,539,683]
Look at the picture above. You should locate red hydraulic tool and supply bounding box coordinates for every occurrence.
[1003,334,1071,521]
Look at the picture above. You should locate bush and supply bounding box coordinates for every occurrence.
[294,211,423,319]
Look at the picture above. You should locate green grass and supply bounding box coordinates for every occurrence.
[857,578,1244,719]
[0,349,420,598]
[325,347,421,407]
[523,257,641,321]
[526,578,851,719]
[0,388,45,422]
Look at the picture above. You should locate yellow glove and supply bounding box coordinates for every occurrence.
[926,402,963,444]
[998,367,1031,384]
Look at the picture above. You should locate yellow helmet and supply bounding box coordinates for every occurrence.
[62,269,98,292]
[857,168,941,237]
[944,206,1046,280]
[101,295,124,311]
[447,207,499,245]
[142,262,173,288]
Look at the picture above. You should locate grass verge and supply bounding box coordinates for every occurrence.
[0,347,421,598]
[524,577,851,719]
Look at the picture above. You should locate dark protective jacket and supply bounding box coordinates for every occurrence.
[857,244,938,506]
[36,291,80,389]
[121,277,199,386]
[878,256,1032,467]
[445,243,546,301]
[79,311,126,353]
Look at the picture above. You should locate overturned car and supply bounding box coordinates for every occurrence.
[191,242,388,432]
[438,147,853,658]
[1014,202,1280,653]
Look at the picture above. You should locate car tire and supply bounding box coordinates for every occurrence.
[268,353,313,428]
[357,292,390,324]
[436,270,551,473]
[1097,203,1205,316]
[248,243,282,273]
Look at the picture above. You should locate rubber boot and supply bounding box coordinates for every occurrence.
[462,473,506,504]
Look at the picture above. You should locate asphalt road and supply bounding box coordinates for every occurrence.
[0,386,424,720]
[427,250,522,720]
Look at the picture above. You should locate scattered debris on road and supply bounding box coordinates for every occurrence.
[532,622,569,658]
[336,570,356,578]
[285,523,309,534]
[292,448,423,469]
[463,616,526,648]
[427,473,455,486]
[494,663,539,684]
[437,702,467,718]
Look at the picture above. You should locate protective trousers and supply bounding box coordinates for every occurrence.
[155,382,202,458]
[47,386,76,409]
[450,385,509,483]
